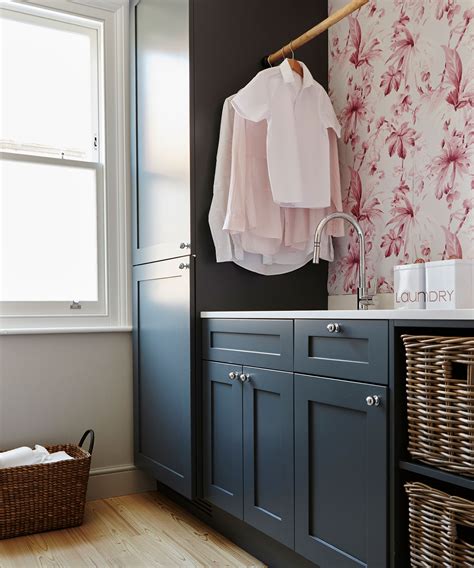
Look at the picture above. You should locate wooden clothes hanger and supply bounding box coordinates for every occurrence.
[288,58,304,77]
[280,42,303,77]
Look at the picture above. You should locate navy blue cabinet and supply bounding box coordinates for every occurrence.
[203,318,389,566]
[294,373,387,568]
[203,361,244,518]
[203,361,295,548]
[203,319,294,371]
[295,320,389,384]
[243,366,295,548]
[133,259,193,498]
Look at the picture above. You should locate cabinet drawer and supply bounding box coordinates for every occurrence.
[203,319,293,371]
[295,320,388,384]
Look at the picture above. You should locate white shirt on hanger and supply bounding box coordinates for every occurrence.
[232,58,341,209]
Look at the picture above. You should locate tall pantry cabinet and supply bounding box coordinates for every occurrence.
[131,0,330,499]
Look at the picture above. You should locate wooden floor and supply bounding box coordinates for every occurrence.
[0,492,265,568]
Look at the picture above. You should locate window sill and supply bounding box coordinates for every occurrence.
[0,326,132,336]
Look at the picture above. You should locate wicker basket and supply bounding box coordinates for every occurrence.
[405,482,474,567]
[0,430,94,540]
[402,335,474,477]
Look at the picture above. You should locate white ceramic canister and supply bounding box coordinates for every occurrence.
[394,263,426,309]
[425,259,474,309]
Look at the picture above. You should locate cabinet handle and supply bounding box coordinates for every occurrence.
[239,373,251,383]
[366,395,381,407]
[228,371,239,381]
[326,323,341,333]
[179,262,190,270]
[179,242,191,249]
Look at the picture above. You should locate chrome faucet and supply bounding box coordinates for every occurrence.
[313,212,374,310]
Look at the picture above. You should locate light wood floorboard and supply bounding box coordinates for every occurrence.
[0,492,265,568]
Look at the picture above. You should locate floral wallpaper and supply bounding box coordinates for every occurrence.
[327,0,473,296]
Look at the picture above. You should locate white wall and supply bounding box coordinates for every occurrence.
[0,332,153,499]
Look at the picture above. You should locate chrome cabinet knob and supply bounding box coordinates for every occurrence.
[239,373,250,383]
[179,242,191,249]
[327,323,341,333]
[179,262,190,270]
[228,372,238,381]
[366,395,381,407]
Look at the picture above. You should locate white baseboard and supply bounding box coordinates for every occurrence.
[87,463,155,501]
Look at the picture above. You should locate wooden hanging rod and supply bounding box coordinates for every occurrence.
[264,0,369,66]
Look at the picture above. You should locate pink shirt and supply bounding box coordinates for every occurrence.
[222,99,344,258]
[232,59,341,209]
[209,99,313,275]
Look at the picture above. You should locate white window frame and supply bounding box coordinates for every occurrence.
[0,0,130,334]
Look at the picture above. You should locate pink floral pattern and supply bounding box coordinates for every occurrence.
[328,0,473,296]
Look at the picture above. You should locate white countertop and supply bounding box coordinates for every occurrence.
[200,309,474,320]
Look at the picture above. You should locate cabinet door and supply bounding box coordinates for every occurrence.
[133,258,193,498]
[295,374,387,568]
[131,0,191,265]
[203,361,244,519]
[243,367,294,548]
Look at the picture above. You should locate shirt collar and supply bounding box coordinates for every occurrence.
[279,58,314,89]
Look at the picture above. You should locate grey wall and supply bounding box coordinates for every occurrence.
[0,332,134,470]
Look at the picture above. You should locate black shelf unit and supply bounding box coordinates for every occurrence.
[399,460,474,492]
[390,319,474,568]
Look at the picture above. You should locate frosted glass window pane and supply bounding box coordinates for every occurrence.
[0,9,98,161]
[0,159,98,301]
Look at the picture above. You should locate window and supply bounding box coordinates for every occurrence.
[0,0,129,332]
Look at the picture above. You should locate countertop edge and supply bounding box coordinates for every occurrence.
[200,309,474,321]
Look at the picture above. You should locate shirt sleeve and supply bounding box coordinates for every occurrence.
[208,98,235,262]
[232,71,270,123]
[325,129,345,238]
[223,112,249,233]
[319,89,341,137]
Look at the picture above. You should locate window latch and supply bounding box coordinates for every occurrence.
[70,301,82,310]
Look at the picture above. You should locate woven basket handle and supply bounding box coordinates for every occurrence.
[456,522,474,546]
[78,430,95,455]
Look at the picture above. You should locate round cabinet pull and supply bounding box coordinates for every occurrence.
[179,262,190,270]
[228,372,238,381]
[239,373,251,383]
[179,242,191,249]
[327,323,341,333]
[366,395,381,407]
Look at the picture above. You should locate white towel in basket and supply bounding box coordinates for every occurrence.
[0,445,73,469]
[45,450,74,464]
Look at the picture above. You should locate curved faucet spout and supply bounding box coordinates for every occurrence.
[313,212,373,310]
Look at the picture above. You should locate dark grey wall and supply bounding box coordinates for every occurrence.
[192,0,330,312]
